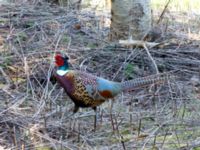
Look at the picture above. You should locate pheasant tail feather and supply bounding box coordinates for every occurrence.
[121,73,170,92]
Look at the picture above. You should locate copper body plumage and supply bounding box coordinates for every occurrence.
[53,54,170,129]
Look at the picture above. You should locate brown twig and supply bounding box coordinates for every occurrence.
[157,0,171,24]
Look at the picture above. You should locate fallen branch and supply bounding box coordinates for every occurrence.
[119,39,159,48]
[119,39,159,74]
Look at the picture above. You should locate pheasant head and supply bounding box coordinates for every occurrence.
[55,54,70,76]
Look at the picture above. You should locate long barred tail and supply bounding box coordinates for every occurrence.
[121,72,173,92]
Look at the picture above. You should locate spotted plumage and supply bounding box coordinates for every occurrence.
[55,70,116,111]
[53,54,171,129]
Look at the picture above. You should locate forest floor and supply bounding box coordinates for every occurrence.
[0,1,200,150]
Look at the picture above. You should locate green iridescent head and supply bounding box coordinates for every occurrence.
[55,54,69,71]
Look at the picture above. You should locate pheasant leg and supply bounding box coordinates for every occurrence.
[92,107,97,131]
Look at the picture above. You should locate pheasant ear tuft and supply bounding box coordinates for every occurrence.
[64,55,69,60]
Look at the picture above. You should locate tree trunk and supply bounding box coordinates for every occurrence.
[47,0,81,8]
[81,0,111,11]
[110,0,151,41]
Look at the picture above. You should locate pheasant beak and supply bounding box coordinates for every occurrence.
[55,62,59,67]
[53,58,58,66]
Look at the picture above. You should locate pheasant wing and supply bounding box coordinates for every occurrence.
[77,71,121,100]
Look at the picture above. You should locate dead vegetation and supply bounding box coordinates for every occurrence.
[0,1,200,150]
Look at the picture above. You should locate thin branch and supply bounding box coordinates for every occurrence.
[157,0,171,24]
[119,39,159,48]
[143,43,159,74]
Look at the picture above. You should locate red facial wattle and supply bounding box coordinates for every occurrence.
[55,54,64,66]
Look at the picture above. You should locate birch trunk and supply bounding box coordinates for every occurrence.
[110,0,151,41]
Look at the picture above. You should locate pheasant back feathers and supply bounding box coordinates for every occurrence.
[56,70,114,108]
[54,53,171,111]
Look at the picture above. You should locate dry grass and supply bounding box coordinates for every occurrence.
[0,1,200,150]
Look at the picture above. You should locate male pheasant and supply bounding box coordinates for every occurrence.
[53,54,170,129]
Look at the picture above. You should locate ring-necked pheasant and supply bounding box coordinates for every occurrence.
[53,53,170,129]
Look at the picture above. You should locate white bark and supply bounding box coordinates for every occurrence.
[110,0,151,41]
